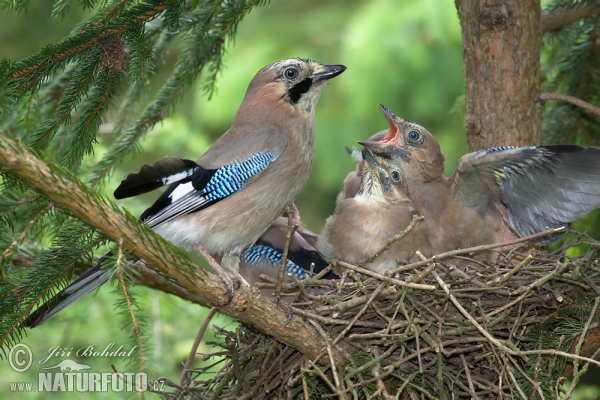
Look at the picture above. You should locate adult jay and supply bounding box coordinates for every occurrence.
[367,104,600,255]
[318,143,429,274]
[24,58,345,327]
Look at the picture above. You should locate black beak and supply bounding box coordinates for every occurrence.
[358,140,390,156]
[313,64,346,83]
[360,142,390,173]
[359,139,409,162]
[377,103,398,121]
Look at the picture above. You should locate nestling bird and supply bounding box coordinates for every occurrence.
[370,104,600,256]
[24,58,346,327]
[318,142,428,274]
[336,130,387,204]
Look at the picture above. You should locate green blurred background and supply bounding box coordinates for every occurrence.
[1,1,597,398]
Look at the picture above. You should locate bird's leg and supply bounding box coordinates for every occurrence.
[221,252,250,285]
[194,245,245,304]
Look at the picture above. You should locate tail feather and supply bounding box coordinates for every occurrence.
[23,254,112,328]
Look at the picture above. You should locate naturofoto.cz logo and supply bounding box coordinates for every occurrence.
[7,343,156,393]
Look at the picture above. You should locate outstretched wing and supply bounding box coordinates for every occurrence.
[451,145,600,244]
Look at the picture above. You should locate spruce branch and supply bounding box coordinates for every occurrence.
[115,244,147,375]
[542,2,600,33]
[88,0,265,184]
[8,2,166,83]
[541,92,600,117]
[89,0,262,185]
[0,133,345,363]
[0,223,102,354]
[27,45,101,150]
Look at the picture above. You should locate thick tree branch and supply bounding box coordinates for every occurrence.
[0,133,344,363]
[542,2,600,34]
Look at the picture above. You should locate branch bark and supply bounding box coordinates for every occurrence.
[0,133,344,364]
[542,2,600,34]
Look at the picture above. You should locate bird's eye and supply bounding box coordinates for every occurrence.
[408,131,420,141]
[391,171,401,182]
[284,67,299,80]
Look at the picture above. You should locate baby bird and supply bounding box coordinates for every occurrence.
[318,142,428,274]
[371,103,600,255]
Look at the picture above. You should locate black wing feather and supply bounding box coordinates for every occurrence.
[114,157,198,199]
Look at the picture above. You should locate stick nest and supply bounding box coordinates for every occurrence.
[165,232,600,399]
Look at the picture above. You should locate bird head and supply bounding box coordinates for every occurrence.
[359,141,408,203]
[242,58,346,115]
[372,104,445,182]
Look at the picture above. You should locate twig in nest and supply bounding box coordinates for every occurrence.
[316,285,396,314]
[372,348,393,400]
[224,335,244,393]
[337,260,435,291]
[564,296,600,398]
[548,335,565,375]
[177,307,218,388]
[431,269,519,355]
[307,319,345,395]
[331,281,387,347]
[507,354,546,399]
[260,341,278,372]
[305,360,338,394]
[275,205,298,305]
[485,262,569,319]
[413,252,436,283]
[433,267,600,370]
[486,254,533,286]
[362,214,424,264]
[302,362,310,400]
[312,262,335,279]
[388,226,565,276]
[505,363,528,400]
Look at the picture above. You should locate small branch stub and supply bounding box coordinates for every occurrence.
[479,3,510,28]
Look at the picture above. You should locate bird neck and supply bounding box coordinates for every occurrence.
[405,175,448,207]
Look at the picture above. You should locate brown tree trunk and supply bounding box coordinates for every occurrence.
[455,0,542,151]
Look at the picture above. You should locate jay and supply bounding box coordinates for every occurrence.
[318,142,429,274]
[24,58,345,327]
[368,104,600,256]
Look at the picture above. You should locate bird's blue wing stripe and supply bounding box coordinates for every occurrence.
[242,244,306,280]
[484,145,521,153]
[144,151,279,228]
[202,152,278,201]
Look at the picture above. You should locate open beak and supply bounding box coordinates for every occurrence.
[313,64,347,83]
[377,104,405,147]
